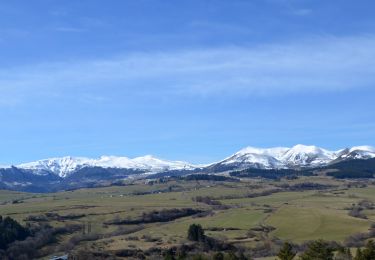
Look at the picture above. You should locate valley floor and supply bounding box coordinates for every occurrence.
[0,176,374,259]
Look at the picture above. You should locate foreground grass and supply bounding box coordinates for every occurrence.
[267,205,370,242]
[0,177,374,257]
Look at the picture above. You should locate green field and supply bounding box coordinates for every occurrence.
[0,177,374,259]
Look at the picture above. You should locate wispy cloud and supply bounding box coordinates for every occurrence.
[55,26,85,33]
[0,28,29,38]
[0,35,375,105]
[189,20,252,34]
[267,0,312,16]
[291,8,312,16]
[49,9,69,17]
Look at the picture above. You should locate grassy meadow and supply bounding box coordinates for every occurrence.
[0,176,374,259]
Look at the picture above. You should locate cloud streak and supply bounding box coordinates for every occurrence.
[0,34,375,105]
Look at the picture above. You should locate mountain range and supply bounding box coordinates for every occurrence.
[208,145,375,171]
[1,144,374,192]
[17,155,196,178]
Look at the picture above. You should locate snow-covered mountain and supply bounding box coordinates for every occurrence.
[280,145,337,167]
[3,144,375,179]
[209,144,375,170]
[1,145,374,192]
[17,155,196,178]
[216,147,289,169]
[334,146,375,162]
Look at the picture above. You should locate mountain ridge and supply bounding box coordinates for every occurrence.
[3,145,375,177]
[206,144,375,172]
[0,144,374,192]
[16,155,196,178]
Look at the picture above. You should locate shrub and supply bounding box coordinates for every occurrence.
[0,216,30,250]
[188,224,205,242]
[213,252,224,260]
[355,240,375,260]
[277,242,296,260]
[299,240,334,260]
[105,208,202,225]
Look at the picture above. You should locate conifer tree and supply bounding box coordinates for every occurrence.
[335,247,352,260]
[187,224,205,242]
[277,242,296,260]
[299,240,334,260]
[354,240,375,260]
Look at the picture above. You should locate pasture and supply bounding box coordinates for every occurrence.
[0,176,374,258]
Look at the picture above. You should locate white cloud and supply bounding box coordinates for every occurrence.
[55,27,85,32]
[292,8,312,16]
[0,34,375,105]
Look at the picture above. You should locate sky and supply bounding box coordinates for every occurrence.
[1,0,375,165]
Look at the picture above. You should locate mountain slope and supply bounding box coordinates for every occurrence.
[280,145,337,167]
[207,144,375,172]
[17,155,196,178]
[332,146,375,163]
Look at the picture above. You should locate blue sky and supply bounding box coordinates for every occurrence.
[1,0,375,164]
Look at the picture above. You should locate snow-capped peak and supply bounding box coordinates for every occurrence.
[17,155,196,178]
[218,146,290,169]
[349,146,375,153]
[94,155,195,172]
[235,146,290,159]
[281,144,336,166]
[286,144,325,154]
[18,156,93,177]
[7,145,375,178]
[335,145,375,160]
[213,144,375,170]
